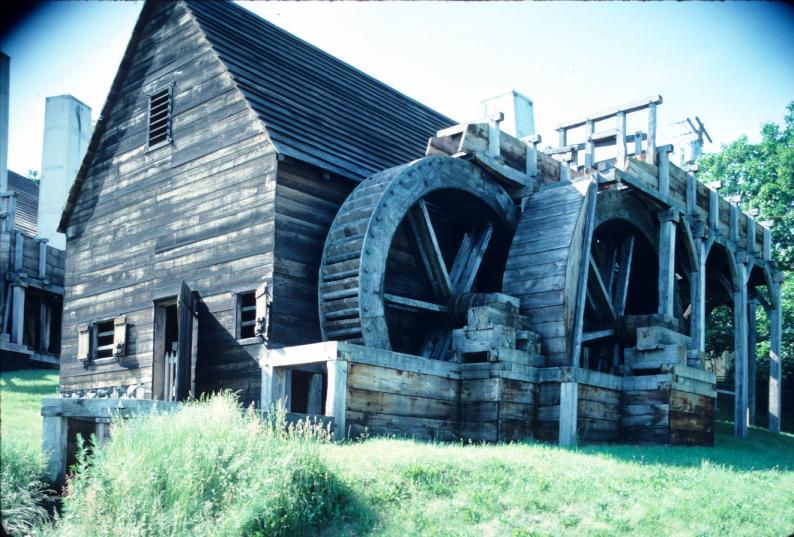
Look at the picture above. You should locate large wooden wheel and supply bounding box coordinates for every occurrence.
[319,156,519,358]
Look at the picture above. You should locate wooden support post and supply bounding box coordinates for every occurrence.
[584,120,594,170]
[488,113,503,159]
[733,261,749,438]
[686,172,697,216]
[690,238,707,353]
[634,130,643,157]
[37,238,48,278]
[523,134,541,178]
[616,111,627,168]
[768,273,783,433]
[260,360,287,410]
[306,372,323,415]
[42,415,67,485]
[14,230,23,270]
[709,189,719,233]
[763,227,771,261]
[658,209,678,318]
[559,381,578,447]
[748,298,758,426]
[746,217,756,256]
[325,359,348,441]
[729,204,739,244]
[11,284,24,344]
[95,419,111,445]
[647,102,657,164]
[39,296,50,353]
[658,147,671,197]
[571,183,598,367]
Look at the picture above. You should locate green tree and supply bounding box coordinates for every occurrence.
[698,101,794,431]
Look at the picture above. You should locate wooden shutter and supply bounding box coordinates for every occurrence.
[255,283,271,343]
[175,282,194,401]
[113,315,127,357]
[77,324,90,360]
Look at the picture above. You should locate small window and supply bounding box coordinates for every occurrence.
[94,320,115,359]
[237,292,257,339]
[147,87,172,148]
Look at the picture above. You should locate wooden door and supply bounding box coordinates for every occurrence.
[175,281,195,401]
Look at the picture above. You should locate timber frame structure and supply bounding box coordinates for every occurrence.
[42,0,784,483]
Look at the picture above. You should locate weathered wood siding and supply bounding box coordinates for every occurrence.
[270,158,353,347]
[60,1,276,405]
[577,384,621,443]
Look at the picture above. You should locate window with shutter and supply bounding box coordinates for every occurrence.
[77,324,90,360]
[113,315,128,357]
[94,320,115,359]
[255,283,271,343]
[147,87,172,148]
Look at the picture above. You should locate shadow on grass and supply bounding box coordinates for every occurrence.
[577,421,794,472]
[317,477,380,537]
[0,371,59,396]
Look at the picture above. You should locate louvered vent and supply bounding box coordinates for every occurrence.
[148,88,171,147]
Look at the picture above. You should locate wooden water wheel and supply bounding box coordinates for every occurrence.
[319,156,519,358]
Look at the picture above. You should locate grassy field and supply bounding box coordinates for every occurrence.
[2,369,793,537]
[0,369,59,452]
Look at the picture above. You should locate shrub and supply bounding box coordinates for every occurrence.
[51,394,342,537]
[0,439,53,535]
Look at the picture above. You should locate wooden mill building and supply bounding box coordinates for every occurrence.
[42,0,784,482]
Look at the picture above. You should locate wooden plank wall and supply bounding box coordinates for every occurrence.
[270,158,353,347]
[459,375,535,442]
[669,374,715,445]
[577,383,620,442]
[344,357,459,441]
[60,1,276,406]
[535,382,561,442]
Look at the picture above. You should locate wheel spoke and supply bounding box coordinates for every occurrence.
[612,235,635,316]
[407,200,452,299]
[383,293,448,314]
[587,254,617,321]
[449,222,494,294]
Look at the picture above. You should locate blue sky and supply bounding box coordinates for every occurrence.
[2,1,793,176]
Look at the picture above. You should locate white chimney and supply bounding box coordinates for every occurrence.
[481,90,535,139]
[0,52,9,193]
[38,95,91,249]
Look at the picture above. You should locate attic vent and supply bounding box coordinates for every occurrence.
[148,88,172,148]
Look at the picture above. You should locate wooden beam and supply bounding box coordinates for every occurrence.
[306,373,324,416]
[42,415,67,485]
[588,255,617,321]
[690,239,707,353]
[613,236,635,316]
[556,94,663,130]
[585,120,595,170]
[326,359,348,441]
[582,329,616,342]
[616,111,627,169]
[11,284,24,345]
[407,200,452,299]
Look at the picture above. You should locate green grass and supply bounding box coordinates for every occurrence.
[1,369,59,452]
[322,428,794,537]
[2,370,793,537]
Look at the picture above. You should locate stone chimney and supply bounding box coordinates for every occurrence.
[38,95,91,249]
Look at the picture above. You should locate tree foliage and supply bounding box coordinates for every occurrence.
[698,101,794,429]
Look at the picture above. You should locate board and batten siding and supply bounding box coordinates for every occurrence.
[60,1,276,405]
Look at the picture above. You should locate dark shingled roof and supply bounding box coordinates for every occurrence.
[60,0,455,231]
[185,0,455,181]
[8,170,38,237]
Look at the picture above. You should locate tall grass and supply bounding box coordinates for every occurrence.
[0,440,53,536]
[50,394,343,537]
